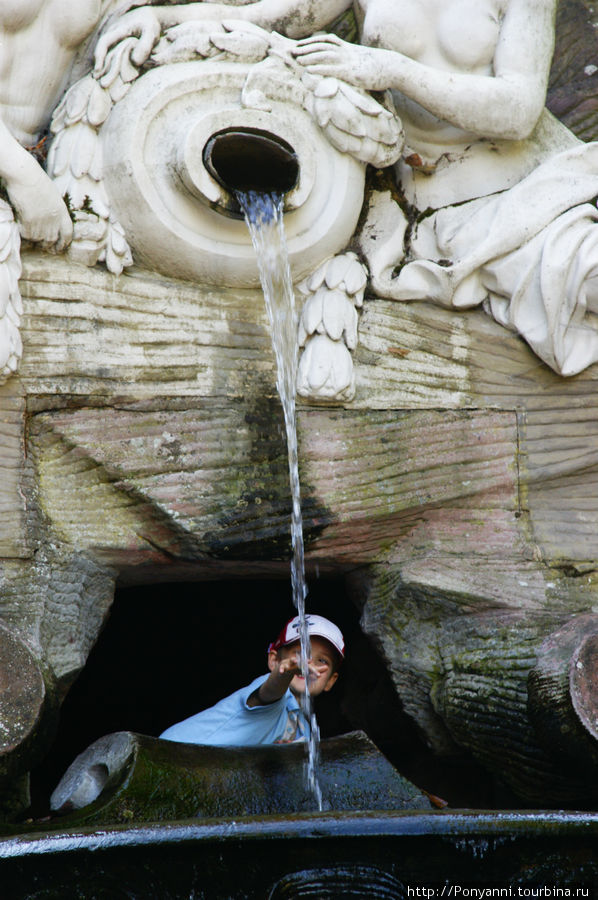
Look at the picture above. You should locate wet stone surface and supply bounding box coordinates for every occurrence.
[0,812,597,899]
[50,730,432,825]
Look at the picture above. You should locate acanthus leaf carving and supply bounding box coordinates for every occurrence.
[297,251,367,401]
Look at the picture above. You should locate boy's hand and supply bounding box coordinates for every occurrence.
[274,653,326,682]
[248,650,328,706]
[273,652,301,678]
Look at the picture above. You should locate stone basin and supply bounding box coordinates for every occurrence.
[49,731,432,824]
[5,730,590,896]
[0,811,596,898]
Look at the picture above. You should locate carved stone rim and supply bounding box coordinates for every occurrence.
[178,106,314,215]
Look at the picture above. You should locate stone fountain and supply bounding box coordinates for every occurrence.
[0,0,598,893]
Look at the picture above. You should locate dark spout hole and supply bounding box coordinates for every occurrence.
[203,128,299,199]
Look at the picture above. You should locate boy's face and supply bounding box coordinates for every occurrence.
[269,637,339,698]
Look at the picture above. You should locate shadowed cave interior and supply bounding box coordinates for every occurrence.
[28,578,516,816]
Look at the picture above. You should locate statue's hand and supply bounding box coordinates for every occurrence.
[293,34,382,91]
[94,8,161,76]
[9,163,73,251]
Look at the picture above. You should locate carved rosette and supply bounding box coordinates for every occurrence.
[97,58,366,287]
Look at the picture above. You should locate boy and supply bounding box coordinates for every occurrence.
[160,614,344,746]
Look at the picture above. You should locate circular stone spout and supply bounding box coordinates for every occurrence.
[100,61,367,286]
[203,128,299,195]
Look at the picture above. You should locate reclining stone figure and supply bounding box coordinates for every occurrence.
[94,0,598,377]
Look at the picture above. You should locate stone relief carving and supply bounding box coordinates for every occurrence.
[49,19,401,279]
[0,0,142,381]
[53,0,598,386]
[4,0,597,392]
[47,10,401,399]
[297,252,367,400]
[284,0,598,379]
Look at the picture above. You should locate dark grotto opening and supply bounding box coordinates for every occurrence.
[28,578,500,817]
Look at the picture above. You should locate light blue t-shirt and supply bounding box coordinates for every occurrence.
[159,674,308,746]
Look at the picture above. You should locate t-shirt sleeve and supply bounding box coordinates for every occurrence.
[159,675,289,746]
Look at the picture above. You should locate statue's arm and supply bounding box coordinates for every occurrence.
[294,0,557,140]
[0,118,72,249]
[95,0,352,61]
[151,0,352,36]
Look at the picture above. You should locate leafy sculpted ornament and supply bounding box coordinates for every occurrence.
[297,252,367,400]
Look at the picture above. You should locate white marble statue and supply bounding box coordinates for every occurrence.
[6,0,598,388]
[0,0,141,379]
[50,11,399,279]
[90,0,598,379]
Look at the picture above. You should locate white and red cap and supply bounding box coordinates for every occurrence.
[269,614,345,658]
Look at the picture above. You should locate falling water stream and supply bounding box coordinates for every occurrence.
[236,190,323,810]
